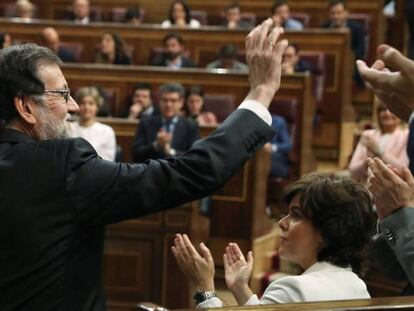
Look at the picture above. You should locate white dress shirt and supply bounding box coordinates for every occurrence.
[197,261,370,308]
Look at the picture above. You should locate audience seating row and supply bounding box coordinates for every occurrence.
[0,18,353,165]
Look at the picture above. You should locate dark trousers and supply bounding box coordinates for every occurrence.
[270,152,290,178]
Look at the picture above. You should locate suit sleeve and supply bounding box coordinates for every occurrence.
[352,23,366,60]
[132,120,165,162]
[370,232,409,282]
[376,208,414,286]
[64,109,275,226]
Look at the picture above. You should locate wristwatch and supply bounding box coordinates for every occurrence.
[193,290,217,305]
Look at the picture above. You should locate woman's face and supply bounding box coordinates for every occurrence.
[278,195,322,270]
[101,34,115,55]
[186,94,204,116]
[78,95,98,121]
[172,3,186,21]
[378,108,400,132]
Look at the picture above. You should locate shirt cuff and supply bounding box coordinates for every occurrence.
[409,111,414,125]
[238,100,272,126]
[197,297,223,309]
[244,294,261,305]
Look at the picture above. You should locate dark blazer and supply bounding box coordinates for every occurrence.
[321,20,365,60]
[0,109,274,310]
[370,208,414,295]
[151,54,196,68]
[269,115,292,177]
[57,46,76,62]
[132,115,200,162]
[295,59,313,73]
[118,105,161,119]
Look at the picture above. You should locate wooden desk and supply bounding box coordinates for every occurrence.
[1,18,352,164]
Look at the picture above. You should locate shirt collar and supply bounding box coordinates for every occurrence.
[303,261,352,275]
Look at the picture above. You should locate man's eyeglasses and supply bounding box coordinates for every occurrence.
[44,89,71,104]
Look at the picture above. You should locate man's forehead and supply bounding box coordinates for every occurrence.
[37,63,68,89]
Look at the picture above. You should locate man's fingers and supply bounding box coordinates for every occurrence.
[199,242,213,264]
[264,26,284,52]
[246,251,254,266]
[372,59,386,71]
[225,246,235,265]
[174,234,190,258]
[379,45,414,74]
[402,166,414,186]
[182,234,199,258]
[257,18,274,50]
[223,254,229,269]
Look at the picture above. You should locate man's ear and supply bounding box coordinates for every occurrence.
[13,96,38,125]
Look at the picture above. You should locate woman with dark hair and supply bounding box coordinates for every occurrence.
[348,100,408,183]
[161,1,201,28]
[184,86,217,126]
[0,33,12,49]
[171,173,374,307]
[95,32,131,65]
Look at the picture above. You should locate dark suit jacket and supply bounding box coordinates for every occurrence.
[57,46,76,62]
[0,109,274,310]
[370,208,414,295]
[151,54,196,68]
[132,115,200,162]
[321,20,365,60]
[118,105,161,119]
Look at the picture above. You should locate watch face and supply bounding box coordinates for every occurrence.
[193,291,206,304]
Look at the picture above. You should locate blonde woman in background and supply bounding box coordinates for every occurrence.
[70,87,116,161]
[348,101,409,182]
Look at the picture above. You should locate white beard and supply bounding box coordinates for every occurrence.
[36,108,70,140]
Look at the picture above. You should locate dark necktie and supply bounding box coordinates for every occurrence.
[164,120,172,133]
[407,120,414,174]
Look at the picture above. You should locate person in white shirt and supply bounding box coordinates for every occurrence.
[161,1,201,29]
[172,173,374,307]
[70,86,116,161]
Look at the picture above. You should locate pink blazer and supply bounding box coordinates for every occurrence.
[348,127,409,182]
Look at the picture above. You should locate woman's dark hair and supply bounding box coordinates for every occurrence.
[0,43,61,123]
[100,32,130,64]
[282,173,375,275]
[168,1,191,25]
[184,85,205,117]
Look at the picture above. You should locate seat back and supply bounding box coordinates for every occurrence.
[298,51,326,106]
[109,7,146,23]
[203,94,236,123]
[191,10,207,25]
[149,47,190,65]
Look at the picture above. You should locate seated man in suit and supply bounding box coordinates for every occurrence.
[71,0,92,24]
[151,33,196,68]
[119,83,160,119]
[322,0,365,86]
[272,0,304,30]
[281,43,312,74]
[206,44,248,71]
[223,2,252,29]
[133,82,199,162]
[41,27,76,63]
[16,0,35,21]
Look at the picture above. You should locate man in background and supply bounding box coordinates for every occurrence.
[151,33,196,68]
[272,0,303,30]
[42,27,77,62]
[206,44,248,71]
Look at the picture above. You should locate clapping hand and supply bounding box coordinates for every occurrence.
[171,234,215,291]
[367,158,414,220]
[356,45,414,121]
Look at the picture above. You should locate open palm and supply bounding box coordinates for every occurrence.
[224,243,254,291]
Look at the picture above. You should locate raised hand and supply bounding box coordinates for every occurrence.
[171,234,215,291]
[245,18,289,108]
